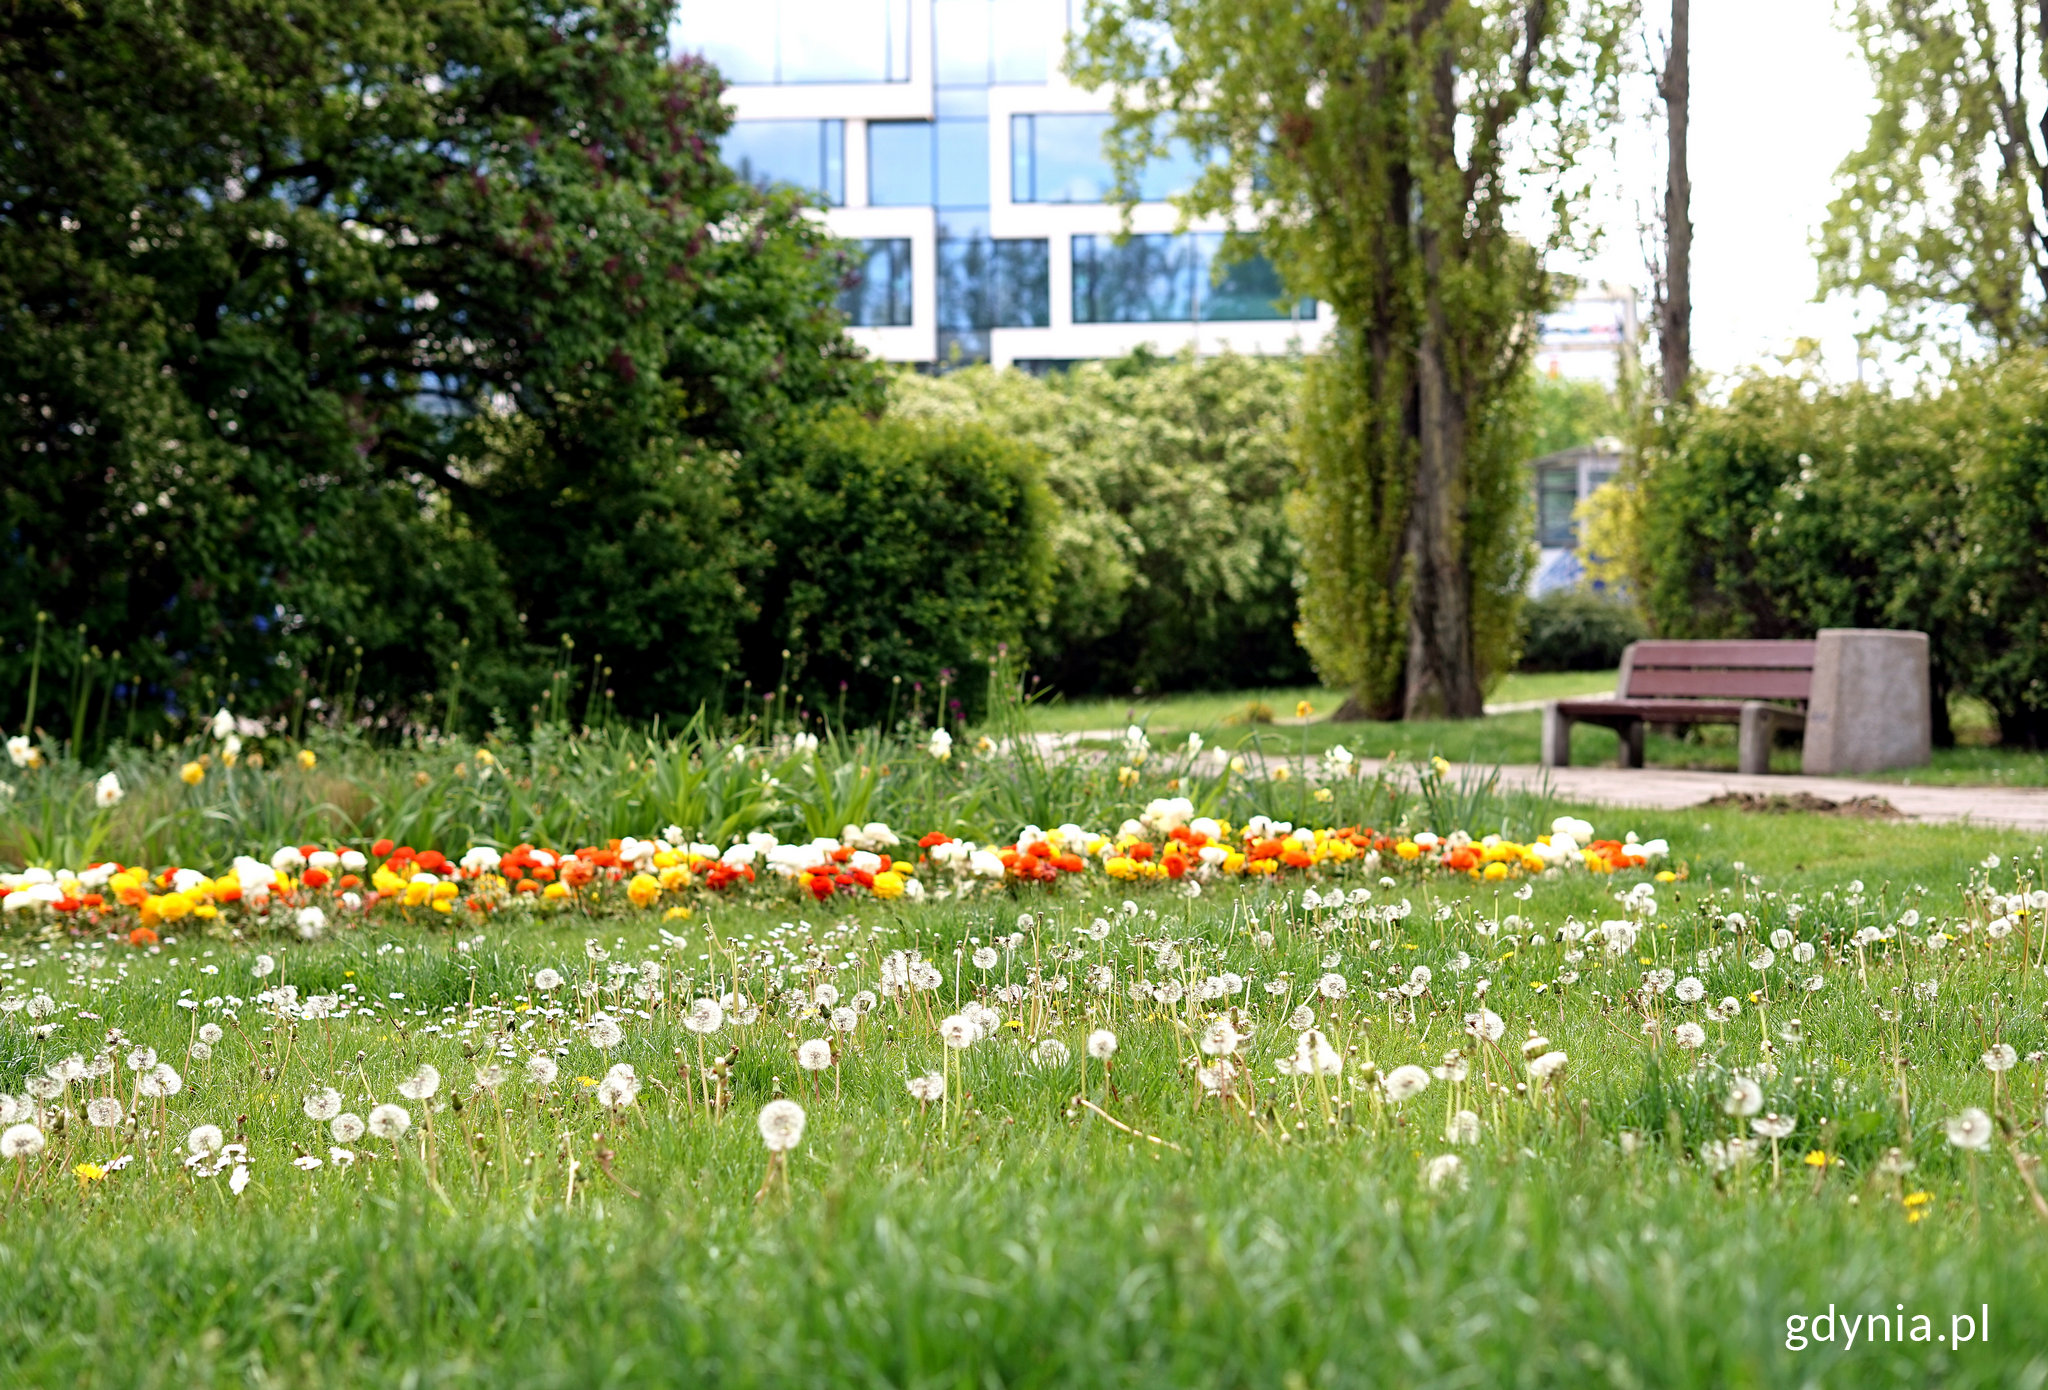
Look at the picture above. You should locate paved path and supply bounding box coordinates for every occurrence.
[1038,729,2048,831]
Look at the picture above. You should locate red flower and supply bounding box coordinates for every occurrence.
[372,839,395,858]
[1128,842,1155,862]
[1163,854,1187,878]
[807,874,835,900]
[918,831,952,848]
[302,868,331,889]
[128,926,159,947]
[338,874,361,890]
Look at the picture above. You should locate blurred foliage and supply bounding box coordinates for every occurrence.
[892,352,1311,699]
[1637,352,2048,746]
[1516,591,1645,673]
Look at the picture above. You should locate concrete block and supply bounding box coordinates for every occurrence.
[1801,629,1931,775]
[1541,702,1571,767]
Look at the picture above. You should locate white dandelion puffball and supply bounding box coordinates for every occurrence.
[685,998,724,1035]
[829,1007,858,1035]
[85,1097,124,1128]
[906,1072,945,1103]
[526,1055,560,1086]
[397,1065,441,1102]
[126,1046,157,1073]
[331,1113,366,1144]
[137,1063,183,1097]
[1527,1051,1568,1081]
[596,1064,641,1110]
[1675,976,1705,1004]
[1034,1038,1071,1069]
[1944,1107,1994,1151]
[1446,1110,1481,1145]
[1464,1008,1505,1043]
[198,1023,224,1045]
[1425,1153,1466,1191]
[1383,1065,1430,1104]
[367,1103,412,1140]
[0,1123,44,1160]
[1200,1020,1241,1057]
[938,1014,978,1050]
[1673,1022,1707,1050]
[797,1039,833,1072]
[534,968,565,992]
[1087,1029,1118,1060]
[757,1098,807,1153]
[587,1017,625,1050]
[972,947,999,970]
[304,1088,343,1122]
[187,1124,225,1157]
[1723,1076,1764,1118]
[1984,1044,2019,1074]
[1750,1112,1797,1141]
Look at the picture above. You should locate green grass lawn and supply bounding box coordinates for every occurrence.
[1,803,2045,1386]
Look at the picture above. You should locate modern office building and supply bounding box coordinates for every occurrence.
[670,0,1329,368]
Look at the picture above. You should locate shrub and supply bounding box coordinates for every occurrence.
[744,408,1054,725]
[1516,592,1646,672]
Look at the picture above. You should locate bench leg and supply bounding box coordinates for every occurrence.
[1620,719,1645,769]
[1541,703,1571,768]
[1738,702,1773,775]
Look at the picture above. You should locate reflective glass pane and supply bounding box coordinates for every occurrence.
[934,0,992,83]
[1071,234,1198,322]
[991,239,1050,326]
[1022,113,1111,202]
[722,121,844,205]
[1009,115,1034,203]
[1198,239,1309,321]
[868,122,934,205]
[1537,468,1579,547]
[937,237,1049,330]
[782,0,893,81]
[991,0,1049,82]
[673,0,774,84]
[840,239,914,327]
[1137,140,1204,201]
[935,119,989,208]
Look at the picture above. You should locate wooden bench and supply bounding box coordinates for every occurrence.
[1541,640,1815,775]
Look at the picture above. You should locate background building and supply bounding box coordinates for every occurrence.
[671,0,1329,368]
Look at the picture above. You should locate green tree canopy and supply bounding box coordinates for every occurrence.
[1,0,874,734]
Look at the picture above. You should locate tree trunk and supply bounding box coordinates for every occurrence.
[1658,0,1692,399]
[1402,308,1484,719]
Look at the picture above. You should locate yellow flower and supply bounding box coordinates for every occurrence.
[662,905,693,920]
[871,870,905,899]
[297,748,318,770]
[476,748,496,766]
[179,761,205,786]
[1903,1190,1933,1222]
[542,881,570,900]
[1482,862,1509,881]
[1655,870,1677,883]
[1430,755,1451,778]
[1395,841,1422,860]
[1313,787,1334,803]
[626,873,662,909]
[1227,756,1247,774]
[1295,700,1313,719]
[74,1162,106,1191]
[1270,766,1291,782]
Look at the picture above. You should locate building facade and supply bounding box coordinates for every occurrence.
[671,0,1329,368]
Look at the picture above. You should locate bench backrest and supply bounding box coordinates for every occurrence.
[1619,640,1817,704]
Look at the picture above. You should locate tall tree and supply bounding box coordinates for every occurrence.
[1820,2,2048,350]
[1072,0,1633,720]
[1652,0,1691,397]
[1,0,872,734]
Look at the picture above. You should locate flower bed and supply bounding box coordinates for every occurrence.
[1,804,1669,941]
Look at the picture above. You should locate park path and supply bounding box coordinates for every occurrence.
[1036,730,2048,832]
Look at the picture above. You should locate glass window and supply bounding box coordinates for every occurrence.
[1071,234,1199,323]
[938,237,1050,331]
[1537,467,1579,548]
[991,0,1050,82]
[1072,233,1312,322]
[721,121,845,205]
[935,119,990,208]
[1010,114,1203,203]
[840,239,914,327]
[674,0,910,85]
[868,122,935,205]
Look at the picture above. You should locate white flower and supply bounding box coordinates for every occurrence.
[328,1147,356,1168]
[1983,1044,2019,1074]
[229,1163,251,1195]
[304,1088,343,1122]
[1673,1022,1707,1050]
[533,968,564,992]
[1724,1076,1764,1117]
[595,1064,641,1109]
[927,728,953,761]
[0,1123,44,1159]
[292,1155,323,1171]
[366,1104,411,1140]
[1750,1112,1797,1140]
[526,1055,560,1086]
[294,906,327,940]
[5,735,37,768]
[1527,1051,1568,1081]
[1033,1038,1071,1069]
[1445,1110,1481,1144]
[187,1124,225,1157]
[1293,1029,1342,1077]
[210,707,236,740]
[330,1113,366,1144]
[685,998,724,1035]
[587,1017,624,1050]
[796,1039,833,1072]
[137,1063,182,1097]
[1383,1064,1430,1103]
[1464,1009,1505,1043]
[252,954,276,979]
[1087,1029,1118,1060]
[939,1014,979,1050]
[906,1072,945,1103]
[1200,1020,1241,1057]
[757,1098,807,1152]
[397,1065,440,1101]
[86,1096,124,1128]
[1944,1107,1994,1151]
[94,771,123,808]
[972,947,999,970]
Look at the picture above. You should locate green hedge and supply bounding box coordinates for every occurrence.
[1517,591,1645,672]
[1638,353,2048,745]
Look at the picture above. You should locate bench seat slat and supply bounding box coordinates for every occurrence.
[1555,698,1805,723]
[1627,640,1817,668]
[1624,669,1813,700]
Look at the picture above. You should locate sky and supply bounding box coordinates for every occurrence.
[1553,0,1883,385]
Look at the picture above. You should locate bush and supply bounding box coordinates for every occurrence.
[743,408,1054,725]
[1516,592,1645,672]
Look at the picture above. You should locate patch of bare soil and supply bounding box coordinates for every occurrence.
[1701,791,1904,819]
